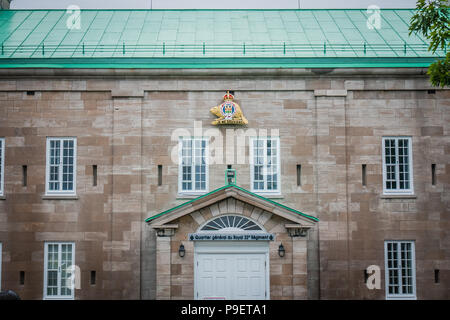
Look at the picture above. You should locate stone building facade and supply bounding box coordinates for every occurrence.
[0,68,448,300]
[0,9,448,300]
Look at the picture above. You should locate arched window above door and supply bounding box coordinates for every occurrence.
[200,215,263,232]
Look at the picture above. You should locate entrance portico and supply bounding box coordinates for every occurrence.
[145,184,318,300]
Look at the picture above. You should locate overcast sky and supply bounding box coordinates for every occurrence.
[11,0,418,9]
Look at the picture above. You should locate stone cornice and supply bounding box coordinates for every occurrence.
[0,67,430,79]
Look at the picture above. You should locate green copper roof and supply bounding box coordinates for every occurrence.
[145,184,319,223]
[0,9,446,68]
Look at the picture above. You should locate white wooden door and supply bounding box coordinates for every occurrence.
[196,252,267,300]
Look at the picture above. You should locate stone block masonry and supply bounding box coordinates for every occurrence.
[0,68,448,299]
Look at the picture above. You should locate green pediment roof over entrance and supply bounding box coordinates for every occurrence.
[145,184,319,224]
[0,9,445,68]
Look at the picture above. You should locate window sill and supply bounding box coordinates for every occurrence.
[0,195,5,200]
[42,195,78,200]
[386,295,417,300]
[252,192,283,199]
[177,193,207,199]
[380,194,417,199]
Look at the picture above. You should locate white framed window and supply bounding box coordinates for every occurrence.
[0,242,2,291]
[43,242,75,300]
[45,137,77,195]
[0,138,4,196]
[250,137,281,194]
[178,137,208,194]
[384,241,416,300]
[382,137,413,195]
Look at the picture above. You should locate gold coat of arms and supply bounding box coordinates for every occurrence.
[210,91,248,125]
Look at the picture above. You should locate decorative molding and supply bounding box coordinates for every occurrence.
[380,195,417,199]
[314,89,348,97]
[111,89,144,98]
[42,195,79,200]
[0,67,430,79]
[285,224,311,237]
[152,224,178,237]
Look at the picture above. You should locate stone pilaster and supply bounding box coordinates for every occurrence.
[156,235,171,299]
[292,237,308,299]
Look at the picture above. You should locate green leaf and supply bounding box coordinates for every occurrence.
[409,0,449,87]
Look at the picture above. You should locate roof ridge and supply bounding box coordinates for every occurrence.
[3,8,416,11]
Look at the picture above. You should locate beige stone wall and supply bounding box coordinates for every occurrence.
[0,69,448,299]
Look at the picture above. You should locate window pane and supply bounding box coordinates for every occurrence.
[191,138,207,191]
[0,139,3,193]
[46,243,75,298]
[384,138,412,192]
[181,138,207,192]
[386,242,399,295]
[267,138,277,190]
[384,139,396,191]
[398,139,410,190]
[386,241,414,297]
[181,139,192,191]
[60,244,73,296]
[46,244,59,297]
[49,140,60,191]
[48,139,76,193]
[47,270,58,296]
[202,215,261,231]
[62,140,74,191]
[253,138,279,192]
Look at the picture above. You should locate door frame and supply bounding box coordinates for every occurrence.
[194,241,270,300]
[0,242,2,291]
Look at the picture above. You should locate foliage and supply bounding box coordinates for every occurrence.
[409,0,449,87]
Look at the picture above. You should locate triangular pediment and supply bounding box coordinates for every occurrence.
[145,185,318,227]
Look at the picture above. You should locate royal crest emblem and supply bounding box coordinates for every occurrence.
[210,91,248,125]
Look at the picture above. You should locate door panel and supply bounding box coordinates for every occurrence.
[233,254,266,300]
[197,254,231,299]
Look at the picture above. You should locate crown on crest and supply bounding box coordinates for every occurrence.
[223,91,234,101]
